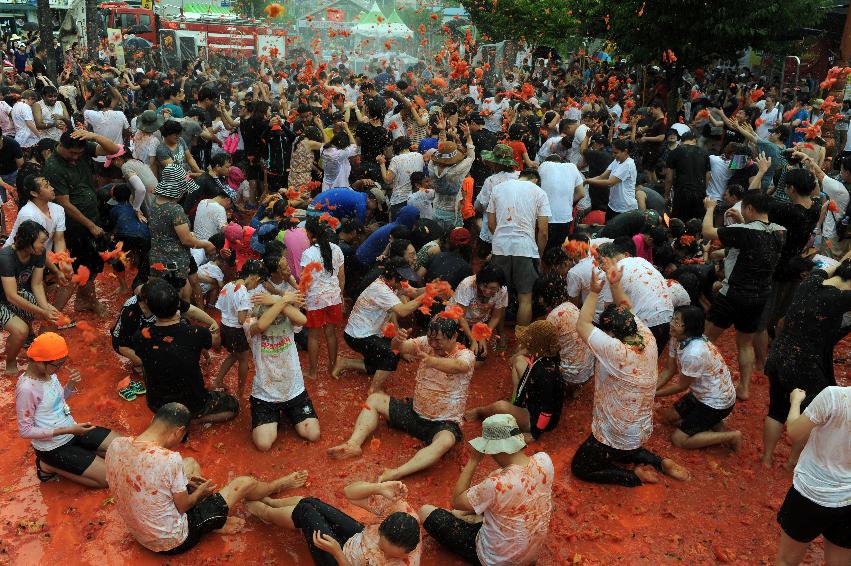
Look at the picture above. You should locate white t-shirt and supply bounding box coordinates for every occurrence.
[618,257,673,327]
[467,452,554,566]
[667,279,691,307]
[300,243,344,310]
[215,281,252,328]
[822,176,850,240]
[345,278,400,339]
[451,275,508,324]
[84,109,129,162]
[707,155,733,201]
[608,103,623,123]
[322,144,359,191]
[569,123,588,166]
[481,98,510,132]
[105,437,189,552]
[756,107,780,140]
[476,171,519,243]
[670,337,736,409]
[538,161,584,224]
[197,262,224,294]
[487,179,551,258]
[245,318,305,403]
[5,201,65,252]
[407,189,435,220]
[193,199,227,242]
[793,386,850,507]
[606,157,638,213]
[388,151,425,206]
[12,102,39,148]
[566,256,612,323]
[546,301,594,383]
[410,336,476,422]
[535,135,563,162]
[670,123,691,137]
[587,323,657,450]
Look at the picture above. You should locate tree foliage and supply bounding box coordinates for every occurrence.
[459,0,578,46]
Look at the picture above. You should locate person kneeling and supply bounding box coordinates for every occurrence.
[246,480,421,566]
[247,290,320,450]
[656,305,742,451]
[16,333,118,487]
[465,320,565,442]
[105,402,307,555]
[329,315,475,482]
[419,414,554,566]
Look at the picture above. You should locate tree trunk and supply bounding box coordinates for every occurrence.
[36,0,57,81]
[85,0,99,59]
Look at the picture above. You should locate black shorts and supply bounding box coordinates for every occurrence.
[196,390,240,419]
[0,290,37,326]
[343,333,399,376]
[160,493,230,555]
[476,237,492,260]
[35,426,112,476]
[388,397,462,444]
[220,324,250,354]
[673,392,734,436]
[777,486,851,548]
[250,391,318,429]
[547,222,571,251]
[422,508,482,565]
[765,365,824,423]
[490,254,539,295]
[65,222,106,277]
[707,291,766,334]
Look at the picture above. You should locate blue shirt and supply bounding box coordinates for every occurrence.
[110,202,150,240]
[309,188,367,222]
[157,103,184,119]
[788,109,809,146]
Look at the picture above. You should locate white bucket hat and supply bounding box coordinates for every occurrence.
[469,414,526,455]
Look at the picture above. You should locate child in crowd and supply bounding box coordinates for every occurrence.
[109,183,151,292]
[406,171,434,220]
[197,234,233,307]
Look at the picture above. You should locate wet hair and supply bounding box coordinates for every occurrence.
[209,153,232,169]
[366,98,385,119]
[112,183,131,203]
[392,136,412,154]
[263,253,284,273]
[305,216,334,273]
[836,259,851,281]
[328,130,351,150]
[59,130,88,149]
[19,175,44,208]
[668,218,686,238]
[611,138,631,153]
[144,278,181,319]
[784,169,817,196]
[725,184,744,199]
[542,246,569,269]
[41,85,57,97]
[160,119,183,137]
[673,271,701,305]
[389,225,411,241]
[533,272,570,309]
[381,256,408,281]
[598,303,639,342]
[239,259,269,280]
[339,218,364,235]
[387,238,413,259]
[153,402,192,429]
[741,191,772,214]
[14,219,47,250]
[508,123,524,140]
[475,262,506,288]
[674,305,705,338]
[427,315,459,340]
[251,101,271,121]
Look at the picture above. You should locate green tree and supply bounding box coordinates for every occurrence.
[460,0,577,47]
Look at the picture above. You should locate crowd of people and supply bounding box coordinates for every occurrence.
[5,30,850,566]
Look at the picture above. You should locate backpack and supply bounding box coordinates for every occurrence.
[432,172,460,196]
[222,130,239,154]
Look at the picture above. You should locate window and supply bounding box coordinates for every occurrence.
[119,13,137,28]
[139,15,151,28]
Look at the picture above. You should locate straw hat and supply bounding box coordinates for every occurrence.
[469,414,527,455]
[432,141,465,166]
[516,320,561,358]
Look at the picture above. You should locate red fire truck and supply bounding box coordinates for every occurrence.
[98,2,287,63]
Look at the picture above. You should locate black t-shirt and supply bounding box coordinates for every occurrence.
[132,322,212,414]
[111,295,190,350]
[240,116,266,156]
[470,129,498,190]
[729,161,758,188]
[355,122,391,163]
[666,144,710,193]
[0,246,45,301]
[768,201,820,281]
[599,209,649,238]
[717,221,785,299]
[514,356,564,438]
[31,57,47,78]
[583,148,611,178]
[424,251,472,289]
[642,118,666,157]
[0,137,23,175]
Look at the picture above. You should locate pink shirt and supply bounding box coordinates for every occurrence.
[284,227,311,280]
[632,234,653,263]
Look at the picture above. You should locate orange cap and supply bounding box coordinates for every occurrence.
[26,332,69,362]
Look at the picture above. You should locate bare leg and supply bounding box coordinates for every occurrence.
[463,400,531,432]
[825,540,851,566]
[327,393,389,459]
[306,327,321,379]
[660,458,691,481]
[734,331,755,400]
[775,530,808,566]
[253,423,279,452]
[183,456,202,478]
[672,429,742,451]
[4,317,28,375]
[324,324,338,375]
[658,406,682,427]
[196,409,237,424]
[369,369,393,394]
[40,456,108,488]
[753,330,768,373]
[295,418,320,442]
[516,292,533,326]
[236,351,251,397]
[245,500,300,529]
[704,321,724,342]
[331,357,365,379]
[52,284,74,311]
[218,470,309,509]
[762,416,785,468]
[95,431,119,457]
[216,353,237,388]
[378,430,457,482]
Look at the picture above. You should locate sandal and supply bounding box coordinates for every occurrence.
[118,386,137,401]
[35,456,57,482]
[57,320,77,331]
[129,381,146,395]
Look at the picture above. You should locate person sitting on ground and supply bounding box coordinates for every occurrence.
[333,258,427,393]
[329,316,476,482]
[245,480,422,566]
[109,183,151,291]
[572,258,690,487]
[465,320,565,442]
[1,220,60,374]
[419,413,554,566]
[105,402,308,555]
[246,289,320,450]
[449,263,508,361]
[16,332,119,487]
[132,278,237,423]
[774,386,851,566]
[655,305,741,451]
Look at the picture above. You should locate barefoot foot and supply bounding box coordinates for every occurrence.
[634,465,660,484]
[760,454,774,469]
[215,516,245,534]
[377,468,398,483]
[735,385,749,401]
[327,442,362,460]
[661,458,691,481]
[4,361,19,376]
[729,431,743,453]
[273,470,309,491]
[463,408,481,422]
